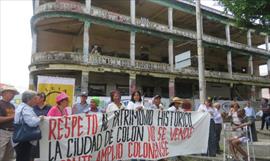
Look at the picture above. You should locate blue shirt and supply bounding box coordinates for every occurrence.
[244,106,256,118]
[33,105,51,116]
[72,102,89,114]
[14,103,40,127]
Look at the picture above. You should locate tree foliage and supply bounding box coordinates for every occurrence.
[218,0,270,31]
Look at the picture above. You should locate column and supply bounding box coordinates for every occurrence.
[168,39,174,72]
[247,29,252,47]
[225,24,232,77]
[83,22,90,63]
[130,0,136,67]
[86,0,91,14]
[248,55,254,76]
[129,73,136,95]
[196,0,206,103]
[34,0,40,14]
[225,24,231,43]
[32,29,37,55]
[168,7,173,30]
[227,51,232,77]
[265,35,269,51]
[81,71,89,93]
[130,32,136,66]
[251,85,256,101]
[168,7,174,72]
[169,77,175,98]
[29,74,35,91]
[267,59,270,76]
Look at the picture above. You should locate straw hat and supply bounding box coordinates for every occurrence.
[0,85,19,95]
[169,97,183,106]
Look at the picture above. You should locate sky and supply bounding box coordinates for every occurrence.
[0,0,268,93]
[0,0,32,92]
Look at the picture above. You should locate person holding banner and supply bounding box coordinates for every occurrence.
[168,97,184,111]
[47,92,70,116]
[14,90,44,161]
[148,95,164,110]
[32,92,51,160]
[87,97,101,113]
[127,91,144,110]
[213,102,223,154]
[72,91,89,114]
[106,90,125,112]
[197,99,217,157]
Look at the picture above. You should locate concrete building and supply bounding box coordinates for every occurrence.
[30,0,270,100]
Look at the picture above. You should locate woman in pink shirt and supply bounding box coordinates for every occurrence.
[47,92,70,117]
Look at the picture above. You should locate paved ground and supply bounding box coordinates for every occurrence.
[178,121,270,161]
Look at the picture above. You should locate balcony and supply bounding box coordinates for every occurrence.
[34,2,270,57]
[31,52,270,85]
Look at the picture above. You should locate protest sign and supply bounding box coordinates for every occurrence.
[39,110,210,161]
[37,76,75,106]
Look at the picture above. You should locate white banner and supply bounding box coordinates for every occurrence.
[39,110,210,161]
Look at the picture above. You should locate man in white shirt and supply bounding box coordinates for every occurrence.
[213,102,223,154]
[244,100,257,141]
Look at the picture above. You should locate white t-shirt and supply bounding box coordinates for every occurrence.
[167,106,184,112]
[106,102,125,113]
[197,104,215,119]
[214,108,223,124]
[126,101,143,110]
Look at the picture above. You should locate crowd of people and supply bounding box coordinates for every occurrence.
[0,85,269,161]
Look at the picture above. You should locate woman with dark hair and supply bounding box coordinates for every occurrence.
[47,92,70,117]
[127,91,144,110]
[106,90,125,112]
[31,92,51,160]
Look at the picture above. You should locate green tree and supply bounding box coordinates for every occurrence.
[218,0,270,31]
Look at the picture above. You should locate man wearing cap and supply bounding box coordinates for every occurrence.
[72,92,89,114]
[149,95,164,110]
[0,86,19,161]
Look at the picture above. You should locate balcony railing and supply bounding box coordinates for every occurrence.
[31,51,83,64]
[89,54,170,72]
[31,52,270,84]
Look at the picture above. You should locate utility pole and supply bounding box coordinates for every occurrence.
[196,0,206,103]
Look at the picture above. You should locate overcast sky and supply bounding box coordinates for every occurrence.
[0,0,267,93]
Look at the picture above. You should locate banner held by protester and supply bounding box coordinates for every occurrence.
[38,110,210,161]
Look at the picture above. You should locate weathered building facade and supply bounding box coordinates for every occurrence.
[30,0,270,100]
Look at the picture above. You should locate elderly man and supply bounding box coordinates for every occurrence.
[72,91,89,114]
[0,85,19,161]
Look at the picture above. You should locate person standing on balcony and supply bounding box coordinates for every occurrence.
[72,92,89,114]
[0,86,19,161]
[106,90,125,113]
[127,91,144,110]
